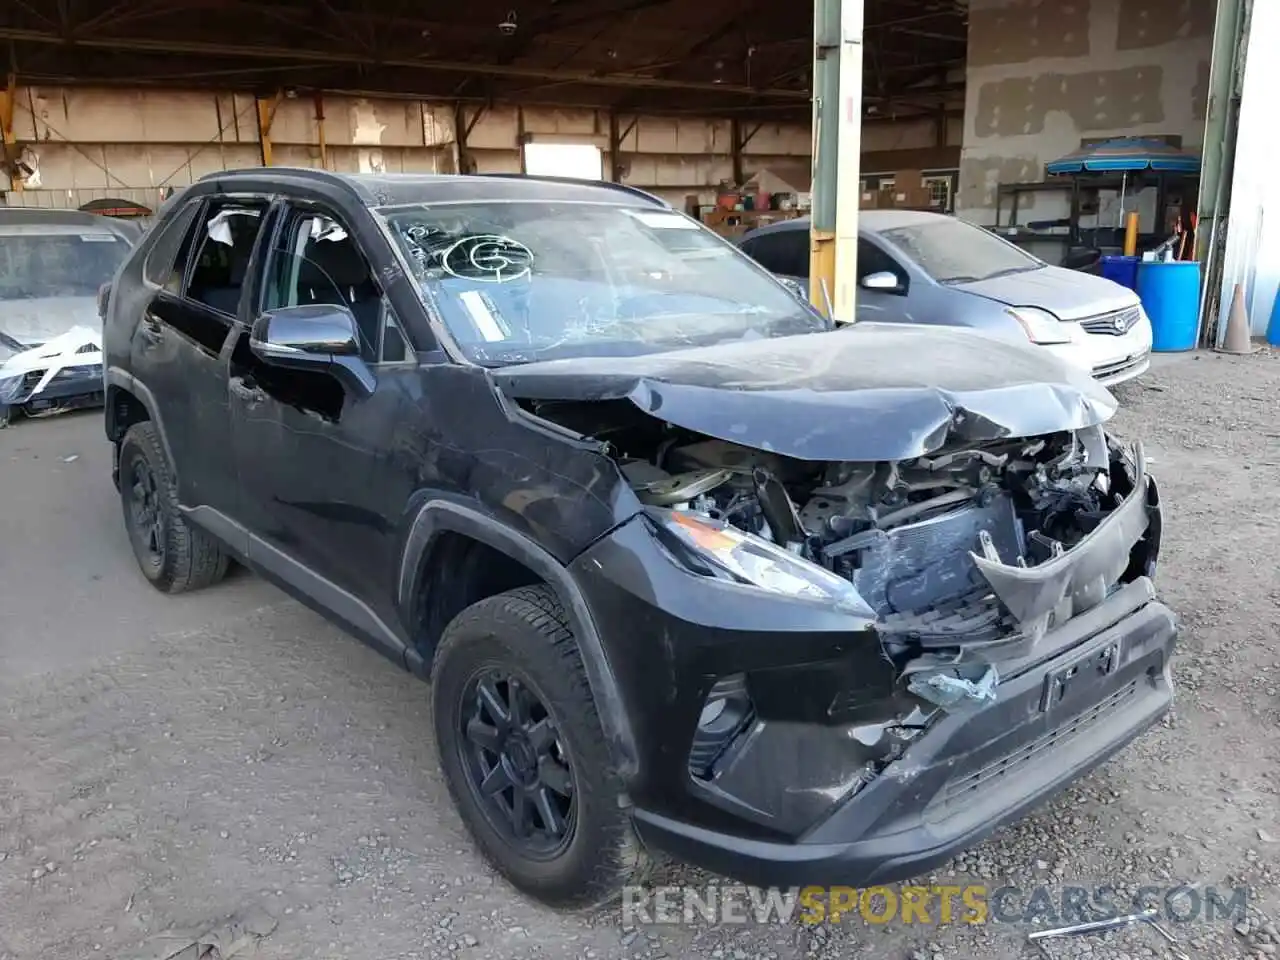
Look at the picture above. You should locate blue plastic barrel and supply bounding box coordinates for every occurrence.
[1137,260,1201,352]
[1267,288,1280,346]
[1100,255,1140,291]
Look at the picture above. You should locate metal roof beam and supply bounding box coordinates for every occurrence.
[0,27,811,99]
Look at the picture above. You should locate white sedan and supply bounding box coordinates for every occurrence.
[739,210,1153,387]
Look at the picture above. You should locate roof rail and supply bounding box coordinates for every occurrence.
[476,173,670,209]
[195,166,363,200]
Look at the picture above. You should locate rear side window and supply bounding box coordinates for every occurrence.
[741,229,809,279]
[184,200,270,315]
[143,201,201,287]
[150,197,271,358]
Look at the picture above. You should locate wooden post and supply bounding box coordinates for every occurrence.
[1,73,21,192]
[256,92,282,167]
[731,118,745,187]
[313,92,327,170]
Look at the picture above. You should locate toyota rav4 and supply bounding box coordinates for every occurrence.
[101,168,1175,907]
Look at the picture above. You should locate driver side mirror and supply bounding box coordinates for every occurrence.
[860,271,903,293]
[250,304,375,397]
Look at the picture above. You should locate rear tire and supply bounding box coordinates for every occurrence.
[432,585,650,908]
[118,421,230,594]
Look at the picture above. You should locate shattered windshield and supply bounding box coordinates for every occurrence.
[0,229,128,301]
[880,218,1042,284]
[378,201,826,364]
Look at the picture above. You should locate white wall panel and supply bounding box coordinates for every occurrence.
[4,84,924,212]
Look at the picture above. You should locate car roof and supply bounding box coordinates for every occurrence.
[192,168,670,210]
[740,208,953,240]
[0,222,128,238]
[0,208,139,242]
[0,207,125,231]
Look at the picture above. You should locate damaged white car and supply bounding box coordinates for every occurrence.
[0,208,136,426]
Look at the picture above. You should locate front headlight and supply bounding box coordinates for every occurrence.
[1007,306,1071,344]
[647,507,873,614]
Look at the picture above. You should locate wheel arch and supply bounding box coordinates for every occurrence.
[399,498,638,780]
[105,369,174,462]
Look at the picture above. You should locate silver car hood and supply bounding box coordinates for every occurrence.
[953,265,1139,322]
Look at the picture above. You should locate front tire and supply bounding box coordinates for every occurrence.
[432,585,650,907]
[118,421,230,594]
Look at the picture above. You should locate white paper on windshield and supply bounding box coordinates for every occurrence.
[459,290,509,343]
[79,234,120,242]
[623,210,700,230]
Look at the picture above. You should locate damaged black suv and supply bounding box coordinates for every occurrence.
[102,168,1175,907]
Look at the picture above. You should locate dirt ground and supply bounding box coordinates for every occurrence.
[1,350,1278,960]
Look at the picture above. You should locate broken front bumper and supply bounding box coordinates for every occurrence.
[570,450,1172,888]
[629,577,1175,888]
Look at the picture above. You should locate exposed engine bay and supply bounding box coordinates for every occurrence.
[633,427,1140,635]
[526,397,1152,698]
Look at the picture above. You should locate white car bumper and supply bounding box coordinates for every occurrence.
[0,326,104,411]
[1044,309,1154,387]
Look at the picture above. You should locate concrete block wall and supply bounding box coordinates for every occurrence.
[957,0,1215,224]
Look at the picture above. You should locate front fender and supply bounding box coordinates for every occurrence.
[396,495,639,780]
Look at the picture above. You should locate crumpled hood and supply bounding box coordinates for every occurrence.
[0,296,101,346]
[491,323,1118,461]
[953,265,1139,322]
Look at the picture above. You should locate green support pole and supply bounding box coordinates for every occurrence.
[809,0,863,322]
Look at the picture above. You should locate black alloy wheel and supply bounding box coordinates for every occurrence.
[431,585,652,906]
[457,669,576,858]
[125,451,166,574]
[116,421,230,594]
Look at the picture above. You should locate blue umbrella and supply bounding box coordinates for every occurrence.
[1045,137,1201,175]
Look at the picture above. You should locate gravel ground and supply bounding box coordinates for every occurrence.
[1,350,1278,960]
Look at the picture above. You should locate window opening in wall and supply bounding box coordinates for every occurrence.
[923,175,955,213]
[522,143,603,180]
